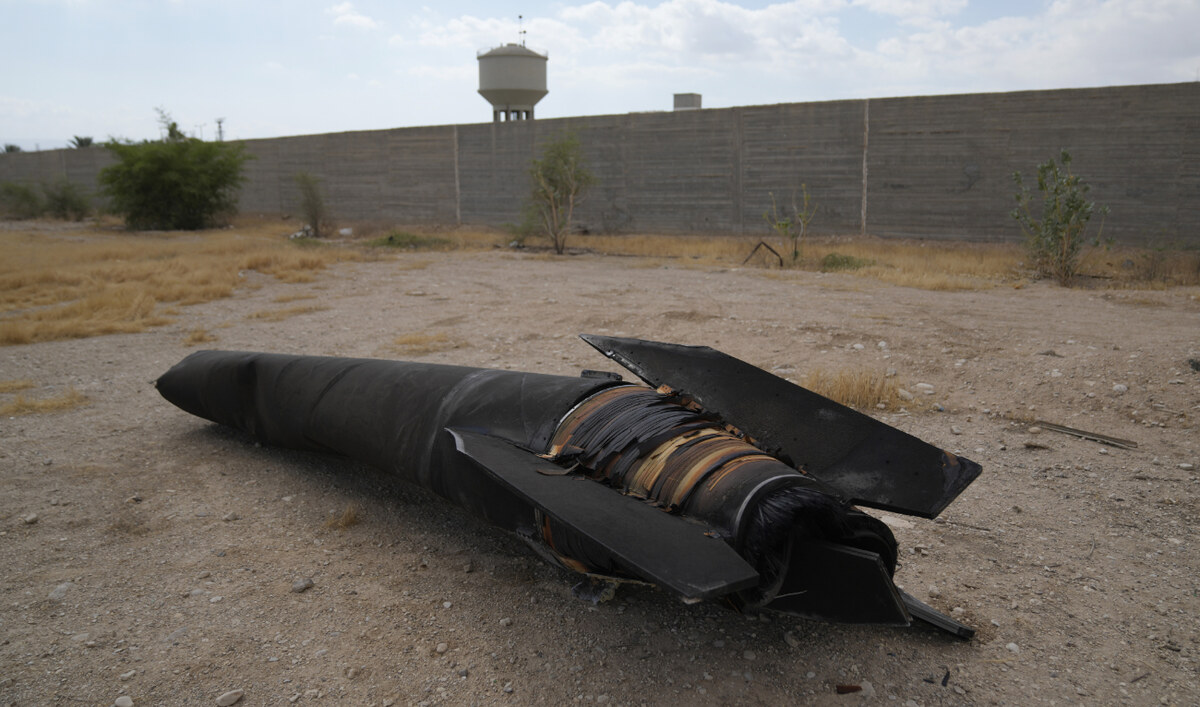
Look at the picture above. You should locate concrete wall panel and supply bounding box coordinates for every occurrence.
[2,83,1195,245]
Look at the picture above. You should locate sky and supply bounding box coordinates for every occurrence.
[3,0,1198,150]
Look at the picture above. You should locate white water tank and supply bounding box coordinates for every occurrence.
[478,43,548,122]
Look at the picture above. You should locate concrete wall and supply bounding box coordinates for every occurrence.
[3,82,1196,244]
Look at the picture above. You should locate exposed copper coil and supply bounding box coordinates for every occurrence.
[549,386,786,512]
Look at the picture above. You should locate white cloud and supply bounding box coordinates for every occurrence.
[405,65,475,82]
[563,60,719,90]
[558,0,848,58]
[0,95,40,118]
[870,0,1200,91]
[851,0,966,18]
[397,0,1199,113]
[327,2,379,29]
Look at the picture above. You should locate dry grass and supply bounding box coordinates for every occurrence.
[1080,245,1200,288]
[799,368,911,411]
[272,293,317,304]
[0,379,35,393]
[248,305,328,322]
[0,386,88,415]
[323,503,360,531]
[572,233,1023,290]
[583,233,745,264]
[4,218,1189,352]
[0,220,357,346]
[573,232,1199,291]
[392,331,458,356]
[184,328,218,346]
[326,224,1200,291]
[0,286,173,345]
[790,239,1022,291]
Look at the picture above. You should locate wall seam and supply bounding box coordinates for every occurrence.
[453,125,462,225]
[861,98,870,237]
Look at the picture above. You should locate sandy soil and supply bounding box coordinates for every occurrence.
[1,242,1198,706]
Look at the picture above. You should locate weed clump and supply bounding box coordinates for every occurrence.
[0,379,35,394]
[294,172,330,238]
[247,305,327,322]
[801,369,906,411]
[392,332,457,356]
[820,253,873,272]
[184,328,218,346]
[0,182,46,219]
[0,180,92,221]
[42,180,91,220]
[0,386,88,415]
[368,231,452,250]
[323,504,360,530]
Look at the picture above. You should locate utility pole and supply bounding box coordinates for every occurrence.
[215,118,225,142]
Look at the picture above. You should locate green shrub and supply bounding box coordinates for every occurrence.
[0,182,45,219]
[367,230,451,250]
[3,144,21,153]
[820,252,873,272]
[294,172,330,238]
[99,112,249,230]
[42,179,91,221]
[1011,150,1108,285]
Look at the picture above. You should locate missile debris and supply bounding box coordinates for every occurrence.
[156,335,981,637]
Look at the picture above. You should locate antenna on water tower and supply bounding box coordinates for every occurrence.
[519,14,526,46]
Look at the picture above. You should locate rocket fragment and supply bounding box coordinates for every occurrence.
[155,335,981,637]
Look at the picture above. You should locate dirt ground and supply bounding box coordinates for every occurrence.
[1,241,1198,706]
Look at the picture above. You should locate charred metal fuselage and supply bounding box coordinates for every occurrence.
[156,336,981,637]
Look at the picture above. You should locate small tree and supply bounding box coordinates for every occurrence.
[69,136,94,149]
[3,144,21,153]
[763,184,817,265]
[1011,150,1108,285]
[528,133,594,254]
[99,110,249,230]
[293,172,330,238]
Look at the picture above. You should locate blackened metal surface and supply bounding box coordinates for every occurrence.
[764,539,909,625]
[580,335,982,519]
[157,344,980,636]
[450,429,759,599]
[900,590,976,640]
[156,350,616,530]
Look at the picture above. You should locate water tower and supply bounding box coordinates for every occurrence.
[477,43,547,122]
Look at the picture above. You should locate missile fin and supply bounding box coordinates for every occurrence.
[579,335,980,519]
[764,539,910,626]
[900,590,976,639]
[449,428,760,600]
